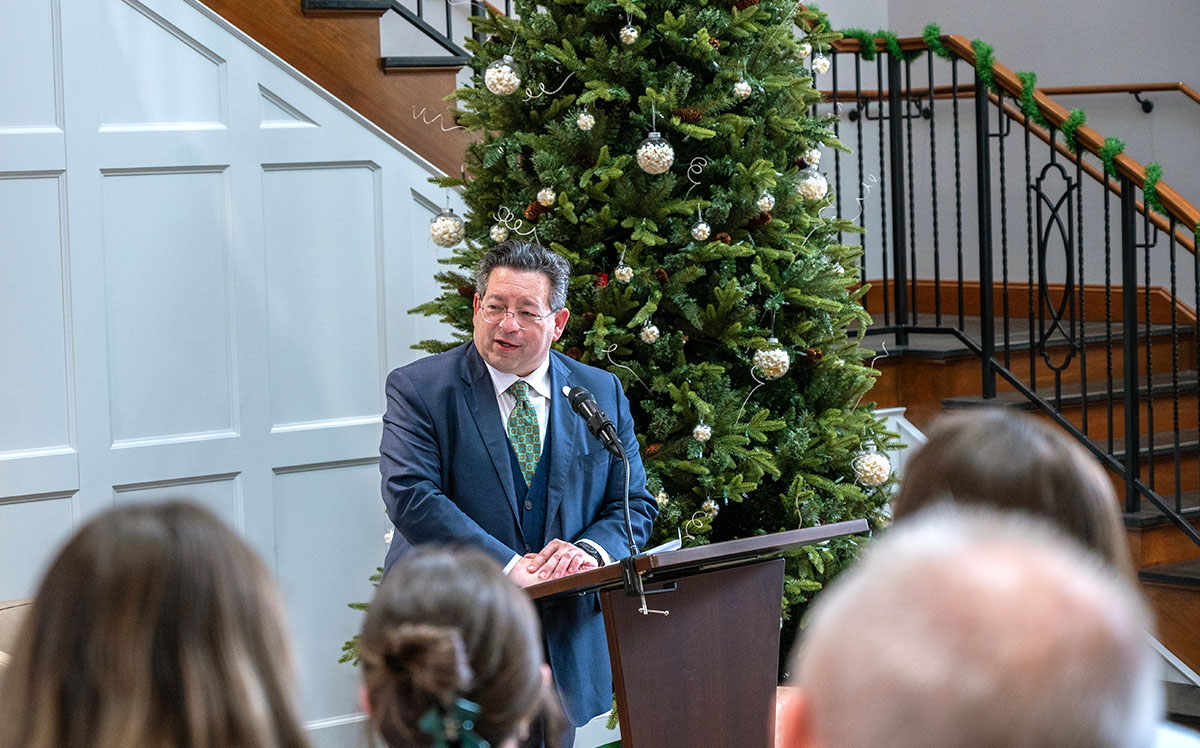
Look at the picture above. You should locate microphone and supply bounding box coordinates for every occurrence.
[562,385,625,460]
[562,384,639,561]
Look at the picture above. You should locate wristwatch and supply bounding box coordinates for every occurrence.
[575,542,604,566]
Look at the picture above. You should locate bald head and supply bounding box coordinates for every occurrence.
[782,508,1159,748]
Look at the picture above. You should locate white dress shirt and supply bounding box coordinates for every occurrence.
[483,356,612,572]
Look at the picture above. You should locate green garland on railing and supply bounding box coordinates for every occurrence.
[970,39,999,94]
[840,27,881,61]
[1143,162,1165,214]
[1098,137,1126,178]
[1060,108,1087,153]
[1016,72,1051,128]
[839,27,920,61]
[922,23,953,60]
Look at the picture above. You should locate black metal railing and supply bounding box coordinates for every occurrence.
[813,33,1200,544]
[382,0,501,68]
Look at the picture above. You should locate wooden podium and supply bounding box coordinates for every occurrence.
[528,519,869,748]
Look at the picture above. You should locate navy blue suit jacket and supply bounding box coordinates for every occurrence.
[379,342,658,725]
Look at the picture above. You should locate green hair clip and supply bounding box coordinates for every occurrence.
[418,697,489,748]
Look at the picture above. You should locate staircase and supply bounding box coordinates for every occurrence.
[823,28,1200,720]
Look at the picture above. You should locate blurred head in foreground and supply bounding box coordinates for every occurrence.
[0,501,309,748]
[779,508,1159,748]
[892,409,1130,573]
[359,548,560,748]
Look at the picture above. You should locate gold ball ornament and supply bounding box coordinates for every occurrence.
[691,221,711,241]
[636,131,674,174]
[692,423,712,442]
[798,172,829,202]
[733,79,752,99]
[484,55,521,96]
[853,442,892,486]
[490,223,509,242]
[614,263,634,283]
[757,192,776,213]
[576,111,595,131]
[429,209,465,248]
[812,55,831,75]
[619,24,639,44]
[537,187,556,207]
[640,323,660,344]
[798,42,812,59]
[753,338,790,379]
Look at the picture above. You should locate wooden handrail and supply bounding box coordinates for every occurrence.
[811,27,1200,236]
[820,81,1200,105]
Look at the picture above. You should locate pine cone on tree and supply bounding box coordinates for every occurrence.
[747,212,772,229]
[524,201,547,221]
[457,285,475,298]
[794,155,810,170]
[733,0,759,8]
[565,347,583,360]
[708,37,721,50]
[654,268,670,284]
[715,232,733,244]
[644,443,664,457]
[673,108,704,123]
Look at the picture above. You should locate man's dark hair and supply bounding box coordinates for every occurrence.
[474,240,571,311]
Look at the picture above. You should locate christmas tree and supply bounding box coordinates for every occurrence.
[417,0,893,659]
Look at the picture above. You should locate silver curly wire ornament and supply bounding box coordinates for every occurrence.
[683,156,709,200]
[523,72,575,102]
[411,106,466,132]
[491,206,540,244]
[602,343,651,393]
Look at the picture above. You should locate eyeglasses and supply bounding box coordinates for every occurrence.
[478,303,558,328]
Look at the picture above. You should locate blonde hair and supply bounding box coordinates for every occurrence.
[892,409,1131,574]
[0,502,310,748]
[360,549,561,748]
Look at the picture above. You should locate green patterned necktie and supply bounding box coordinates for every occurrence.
[507,380,540,486]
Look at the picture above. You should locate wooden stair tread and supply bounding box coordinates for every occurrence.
[1166,682,1200,728]
[1140,559,1200,588]
[943,370,1200,411]
[862,317,1183,361]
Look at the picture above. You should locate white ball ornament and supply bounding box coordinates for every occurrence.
[798,172,829,202]
[640,323,660,344]
[537,187,556,207]
[619,24,639,45]
[733,79,752,99]
[853,442,892,486]
[656,490,669,507]
[812,54,831,75]
[429,209,465,248]
[691,221,711,241]
[798,42,812,59]
[692,423,712,442]
[805,148,822,167]
[636,131,674,175]
[757,192,776,213]
[484,55,522,96]
[753,337,791,380]
[701,498,719,517]
[576,111,595,131]
[490,223,509,243]
[614,263,634,283]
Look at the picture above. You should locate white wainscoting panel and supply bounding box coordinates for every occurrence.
[0,0,62,132]
[0,495,77,601]
[272,461,390,731]
[2,0,455,739]
[101,167,236,445]
[0,173,72,456]
[113,472,242,530]
[263,163,385,430]
[101,0,226,130]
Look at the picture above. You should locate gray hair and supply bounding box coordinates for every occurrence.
[788,506,1160,748]
[474,240,571,311]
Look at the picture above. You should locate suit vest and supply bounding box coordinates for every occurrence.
[507,418,551,554]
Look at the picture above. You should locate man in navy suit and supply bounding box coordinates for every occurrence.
[379,240,658,743]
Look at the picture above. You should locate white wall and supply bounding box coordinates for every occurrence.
[0,0,458,744]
